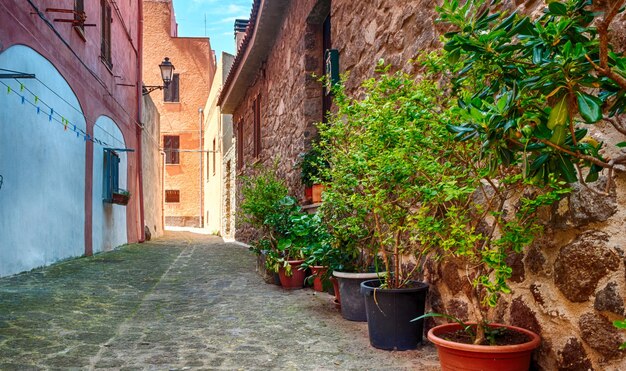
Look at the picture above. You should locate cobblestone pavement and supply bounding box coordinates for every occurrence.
[0,232,439,370]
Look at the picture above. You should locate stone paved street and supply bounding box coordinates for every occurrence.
[0,232,439,370]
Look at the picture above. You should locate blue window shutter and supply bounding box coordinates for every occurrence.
[103,149,113,202]
[112,153,119,193]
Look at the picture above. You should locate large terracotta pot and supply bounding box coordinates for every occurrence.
[278,260,306,289]
[427,323,541,371]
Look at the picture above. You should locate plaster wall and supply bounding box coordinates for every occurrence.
[232,0,322,242]
[143,0,217,227]
[92,116,128,254]
[0,0,145,253]
[142,95,164,239]
[203,52,235,235]
[0,45,85,277]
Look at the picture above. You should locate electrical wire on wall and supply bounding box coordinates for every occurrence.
[13,0,157,149]
[1,79,121,149]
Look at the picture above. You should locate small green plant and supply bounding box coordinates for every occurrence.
[298,144,329,188]
[413,313,509,346]
[240,165,328,276]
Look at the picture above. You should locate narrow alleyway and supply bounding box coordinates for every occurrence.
[0,232,439,370]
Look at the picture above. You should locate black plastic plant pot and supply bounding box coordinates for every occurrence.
[360,279,429,350]
[333,271,385,322]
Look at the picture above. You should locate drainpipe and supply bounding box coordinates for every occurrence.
[199,107,204,228]
[161,150,166,232]
[136,0,145,242]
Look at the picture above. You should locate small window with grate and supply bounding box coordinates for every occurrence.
[163,135,179,164]
[165,190,180,203]
[164,74,180,102]
[100,0,112,68]
[74,0,86,37]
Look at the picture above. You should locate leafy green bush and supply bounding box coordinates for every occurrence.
[439,0,626,186]
[298,144,330,188]
[240,166,327,275]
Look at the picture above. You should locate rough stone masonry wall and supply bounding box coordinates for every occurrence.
[329,1,626,369]
[234,0,626,368]
[234,0,323,243]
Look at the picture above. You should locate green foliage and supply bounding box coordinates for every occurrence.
[239,163,289,230]
[438,0,626,185]
[298,144,329,187]
[239,166,311,275]
[614,319,626,350]
[318,65,468,286]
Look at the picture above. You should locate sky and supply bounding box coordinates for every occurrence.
[172,0,253,60]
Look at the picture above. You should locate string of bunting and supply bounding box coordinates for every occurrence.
[1,79,118,148]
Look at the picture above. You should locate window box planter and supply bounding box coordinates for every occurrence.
[111,190,130,206]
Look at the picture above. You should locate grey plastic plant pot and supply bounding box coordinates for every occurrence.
[333,271,386,321]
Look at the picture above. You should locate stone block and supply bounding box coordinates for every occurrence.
[509,297,541,335]
[442,261,464,295]
[594,282,625,315]
[553,177,617,229]
[445,298,468,322]
[554,231,620,302]
[506,251,525,283]
[557,337,593,371]
[578,312,624,360]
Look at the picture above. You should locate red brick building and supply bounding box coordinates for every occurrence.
[143,0,216,228]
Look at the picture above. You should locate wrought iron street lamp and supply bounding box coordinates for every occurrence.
[143,57,175,96]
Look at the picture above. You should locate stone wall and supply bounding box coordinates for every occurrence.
[222,146,236,241]
[233,0,323,242]
[232,1,626,368]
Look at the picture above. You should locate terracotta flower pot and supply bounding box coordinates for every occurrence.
[312,184,324,203]
[427,323,541,371]
[310,266,327,292]
[329,276,341,309]
[278,260,306,290]
[304,186,313,202]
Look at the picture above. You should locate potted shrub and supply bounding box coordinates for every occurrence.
[239,164,302,287]
[263,196,309,290]
[299,143,329,204]
[411,0,626,369]
[317,69,452,348]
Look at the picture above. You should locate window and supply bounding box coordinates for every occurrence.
[164,73,180,102]
[163,135,179,164]
[237,120,243,171]
[103,149,120,202]
[100,0,112,68]
[165,190,180,203]
[74,0,85,35]
[253,96,261,158]
[212,138,216,175]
